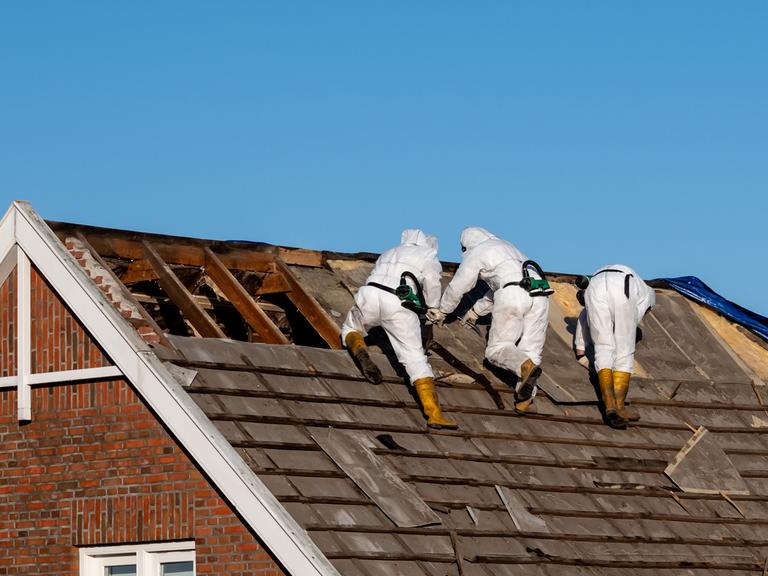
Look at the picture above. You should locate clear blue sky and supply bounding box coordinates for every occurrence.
[1,2,766,314]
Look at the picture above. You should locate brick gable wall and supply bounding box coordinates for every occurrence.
[0,270,287,575]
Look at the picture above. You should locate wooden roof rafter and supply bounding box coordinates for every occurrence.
[55,224,343,349]
[203,248,289,345]
[142,241,226,339]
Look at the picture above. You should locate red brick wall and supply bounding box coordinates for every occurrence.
[1,267,110,377]
[0,379,286,575]
[0,271,286,575]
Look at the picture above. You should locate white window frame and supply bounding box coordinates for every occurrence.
[79,541,195,576]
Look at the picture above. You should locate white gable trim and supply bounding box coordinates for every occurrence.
[0,201,339,576]
[0,366,124,389]
[17,248,31,420]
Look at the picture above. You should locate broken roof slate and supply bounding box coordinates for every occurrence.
[171,329,768,574]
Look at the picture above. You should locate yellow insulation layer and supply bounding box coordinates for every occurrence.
[695,304,768,382]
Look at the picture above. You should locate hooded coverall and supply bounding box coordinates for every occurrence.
[574,264,656,373]
[438,227,549,395]
[341,229,442,383]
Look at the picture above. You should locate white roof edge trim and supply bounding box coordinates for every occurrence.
[5,201,340,576]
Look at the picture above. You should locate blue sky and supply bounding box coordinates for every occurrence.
[1,2,766,314]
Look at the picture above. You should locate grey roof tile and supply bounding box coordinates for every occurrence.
[194,367,268,391]
[216,394,289,418]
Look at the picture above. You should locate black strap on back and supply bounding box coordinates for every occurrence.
[624,273,634,299]
[591,269,633,299]
[591,268,624,276]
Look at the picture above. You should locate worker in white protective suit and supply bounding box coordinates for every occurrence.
[341,229,458,429]
[573,265,656,428]
[427,227,551,414]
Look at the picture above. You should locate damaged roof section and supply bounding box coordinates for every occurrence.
[50,221,344,349]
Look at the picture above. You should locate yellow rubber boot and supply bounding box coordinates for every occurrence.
[614,371,639,421]
[514,396,537,415]
[598,368,627,429]
[344,332,382,384]
[519,359,541,387]
[414,377,458,430]
[515,358,541,415]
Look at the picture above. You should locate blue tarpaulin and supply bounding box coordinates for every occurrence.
[656,276,768,342]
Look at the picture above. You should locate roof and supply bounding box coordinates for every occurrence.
[13,202,768,574]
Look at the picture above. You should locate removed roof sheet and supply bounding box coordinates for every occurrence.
[309,428,442,528]
[665,426,750,495]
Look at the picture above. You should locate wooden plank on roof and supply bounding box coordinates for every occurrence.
[142,241,226,339]
[203,248,289,345]
[309,428,442,528]
[254,271,290,295]
[277,247,323,267]
[275,258,342,349]
[120,259,156,284]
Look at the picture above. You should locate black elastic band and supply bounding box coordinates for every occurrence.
[367,282,397,295]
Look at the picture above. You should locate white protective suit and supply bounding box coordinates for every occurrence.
[341,229,442,383]
[439,227,549,383]
[573,308,590,355]
[575,264,656,373]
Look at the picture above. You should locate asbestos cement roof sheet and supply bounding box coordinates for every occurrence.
[166,256,768,575]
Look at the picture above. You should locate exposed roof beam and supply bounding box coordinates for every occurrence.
[143,241,226,339]
[53,225,320,269]
[121,258,290,296]
[275,258,342,349]
[204,248,289,345]
[82,235,276,271]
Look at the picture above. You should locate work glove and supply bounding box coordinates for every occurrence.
[575,353,590,370]
[460,309,480,329]
[426,308,447,326]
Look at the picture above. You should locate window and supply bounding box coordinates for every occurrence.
[80,542,194,576]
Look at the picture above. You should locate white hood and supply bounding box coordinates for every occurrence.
[460,227,496,251]
[401,228,429,247]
